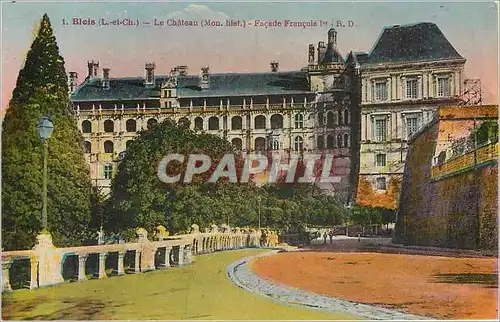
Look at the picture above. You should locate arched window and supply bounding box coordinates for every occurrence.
[178,117,190,127]
[327,112,334,128]
[338,110,343,125]
[269,139,280,150]
[104,140,114,153]
[126,140,133,150]
[194,117,203,131]
[126,119,136,132]
[255,137,266,151]
[147,118,158,129]
[270,114,283,129]
[104,120,114,133]
[294,113,304,129]
[83,141,91,153]
[82,120,92,133]
[294,136,303,151]
[318,113,324,127]
[208,117,219,130]
[317,136,324,149]
[344,133,349,147]
[254,115,266,129]
[337,134,343,148]
[344,109,349,125]
[231,138,243,151]
[231,116,242,130]
[326,135,334,149]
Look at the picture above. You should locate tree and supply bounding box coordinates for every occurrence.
[2,14,94,250]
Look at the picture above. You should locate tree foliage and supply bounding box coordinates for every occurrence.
[2,14,94,250]
[105,119,348,238]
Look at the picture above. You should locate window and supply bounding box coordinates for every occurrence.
[104,140,114,153]
[255,137,266,151]
[269,139,280,150]
[337,134,342,148]
[178,117,190,127]
[343,133,349,147]
[167,101,172,108]
[318,113,324,127]
[126,119,136,132]
[374,81,388,101]
[104,164,113,180]
[270,114,283,129]
[231,138,243,151]
[294,136,303,151]
[317,136,324,149]
[406,78,418,99]
[326,112,334,128]
[254,115,266,129]
[84,141,91,154]
[374,118,387,142]
[375,153,386,167]
[326,135,334,149]
[376,177,387,190]
[337,110,343,125]
[437,77,450,97]
[104,120,114,133]
[166,90,172,98]
[82,120,92,133]
[147,118,158,129]
[344,109,349,125]
[208,117,219,130]
[406,116,419,138]
[295,113,304,129]
[231,116,243,130]
[194,117,203,131]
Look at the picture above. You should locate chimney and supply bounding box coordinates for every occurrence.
[102,68,110,89]
[317,41,326,64]
[308,44,315,64]
[87,60,99,79]
[68,71,78,94]
[270,61,279,72]
[145,62,156,86]
[200,66,210,89]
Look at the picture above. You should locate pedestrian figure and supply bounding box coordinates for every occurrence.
[357,233,361,243]
[323,231,327,244]
[328,230,334,243]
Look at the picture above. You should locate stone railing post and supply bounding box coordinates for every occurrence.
[161,247,171,268]
[78,254,88,281]
[117,252,125,275]
[29,256,39,289]
[178,245,185,266]
[184,245,193,264]
[134,250,141,273]
[98,252,108,279]
[2,259,12,292]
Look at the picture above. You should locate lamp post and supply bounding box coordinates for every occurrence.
[37,115,54,233]
[257,195,261,230]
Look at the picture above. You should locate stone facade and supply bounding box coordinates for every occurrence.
[396,105,498,250]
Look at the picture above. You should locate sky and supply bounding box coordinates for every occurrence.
[1,0,498,112]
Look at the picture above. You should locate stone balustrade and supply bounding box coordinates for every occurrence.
[1,224,269,292]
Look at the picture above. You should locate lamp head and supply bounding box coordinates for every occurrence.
[37,115,54,140]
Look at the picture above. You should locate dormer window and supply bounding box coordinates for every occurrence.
[406,78,418,99]
[374,81,388,101]
[437,76,450,97]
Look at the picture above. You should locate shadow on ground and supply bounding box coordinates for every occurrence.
[431,273,498,288]
[2,297,114,320]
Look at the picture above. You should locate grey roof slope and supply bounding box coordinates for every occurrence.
[322,46,345,64]
[71,71,312,101]
[177,71,312,97]
[365,22,463,64]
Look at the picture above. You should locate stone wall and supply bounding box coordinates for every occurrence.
[396,121,498,250]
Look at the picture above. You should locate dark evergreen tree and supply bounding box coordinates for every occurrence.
[2,14,94,250]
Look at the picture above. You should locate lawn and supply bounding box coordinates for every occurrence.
[2,249,359,320]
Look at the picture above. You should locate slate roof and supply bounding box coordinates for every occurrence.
[177,71,311,98]
[71,71,312,101]
[364,22,463,64]
[321,46,345,64]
